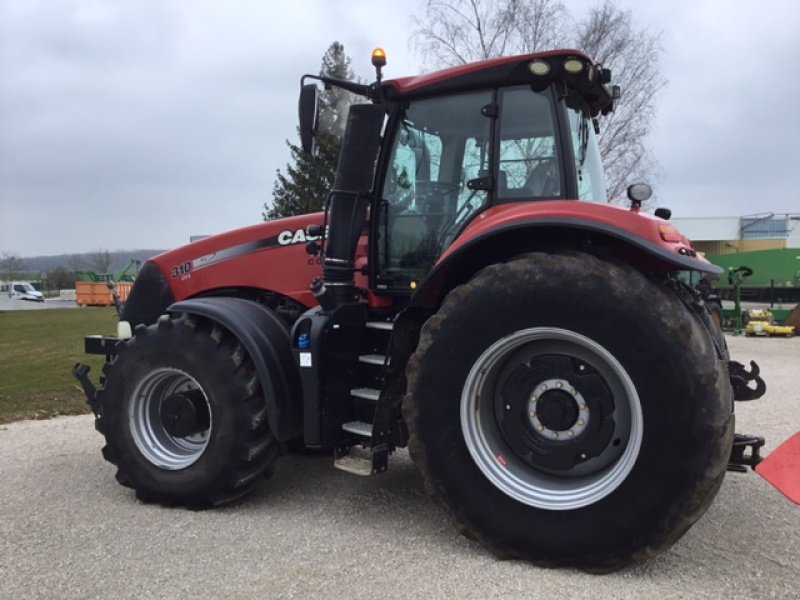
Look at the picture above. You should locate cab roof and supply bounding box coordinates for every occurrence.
[380,49,615,116]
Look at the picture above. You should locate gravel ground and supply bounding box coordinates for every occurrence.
[1,335,798,599]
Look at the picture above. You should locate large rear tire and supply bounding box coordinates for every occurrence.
[95,314,278,508]
[404,253,733,570]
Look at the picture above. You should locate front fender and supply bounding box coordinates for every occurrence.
[168,297,302,441]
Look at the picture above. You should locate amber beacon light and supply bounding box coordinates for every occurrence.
[372,47,387,81]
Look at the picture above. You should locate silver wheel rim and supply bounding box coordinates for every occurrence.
[460,327,643,510]
[129,367,212,470]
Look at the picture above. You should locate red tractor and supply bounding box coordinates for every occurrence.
[74,48,788,570]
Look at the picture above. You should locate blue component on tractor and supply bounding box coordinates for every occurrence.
[297,332,310,350]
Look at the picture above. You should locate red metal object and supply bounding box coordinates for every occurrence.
[143,199,712,313]
[149,213,327,309]
[385,49,595,95]
[438,200,706,268]
[756,432,800,504]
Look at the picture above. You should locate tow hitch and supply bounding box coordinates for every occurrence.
[722,358,799,505]
[728,433,765,472]
[729,360,766,401]
[72,363,100,416]
[726,359,768,473]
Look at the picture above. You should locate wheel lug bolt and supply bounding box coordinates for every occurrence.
[537,425,544,432]
[551,432,558,439]
[556,382,563,388]
[567,431,574,438]
[570,388,577,395]
[578,419,585,426]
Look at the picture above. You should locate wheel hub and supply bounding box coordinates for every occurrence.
[129,367,213,470]
[528,378,589,441]
[160,389,210,437]
[535,391,578,431]
[497,355,615,471]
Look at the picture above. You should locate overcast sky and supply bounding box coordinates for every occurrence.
[1,0,798,257]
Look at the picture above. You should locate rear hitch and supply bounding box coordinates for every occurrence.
[728,360,766,401]
[72,363,100,416]
[727,433,765,472]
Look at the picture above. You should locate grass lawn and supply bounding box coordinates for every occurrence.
[0,308,117,424]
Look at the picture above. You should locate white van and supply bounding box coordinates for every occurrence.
[8,281,45,302]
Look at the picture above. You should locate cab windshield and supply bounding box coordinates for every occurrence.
[566,100,607,202]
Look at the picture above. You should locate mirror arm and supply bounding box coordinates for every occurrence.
[301,74,371,98]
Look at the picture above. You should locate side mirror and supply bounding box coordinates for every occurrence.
[299,83,319,154]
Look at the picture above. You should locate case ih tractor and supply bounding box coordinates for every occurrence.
[74,48,795,571]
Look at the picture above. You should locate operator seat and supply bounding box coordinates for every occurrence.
[526,158,559,197]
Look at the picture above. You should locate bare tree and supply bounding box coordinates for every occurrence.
[410,0,665,202]
[411,0,569,63]
[410,0,524,65]
[87,249,112,275]
[46,266,77,290]
[67,253,85,272]
[0,252,24,283]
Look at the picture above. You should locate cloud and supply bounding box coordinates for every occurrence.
[0,1,418,254]
[638,1,800,216]
[1,0,798,256]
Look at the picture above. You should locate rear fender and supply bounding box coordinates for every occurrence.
[411,220,723,310]
[168,297,302,441]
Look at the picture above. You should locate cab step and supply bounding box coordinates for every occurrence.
[359,354,389,366]
[350,387,380,401]
[333,446,373,476]
[342,420,372,437]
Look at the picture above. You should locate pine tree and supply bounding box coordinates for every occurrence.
[264,42,357,220]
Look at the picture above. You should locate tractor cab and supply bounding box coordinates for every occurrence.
[374,76,608,291]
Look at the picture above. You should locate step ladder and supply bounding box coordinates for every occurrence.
[333,319,393,476]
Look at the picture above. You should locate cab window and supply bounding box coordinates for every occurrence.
[377,90,493,290]
[496,88,562,200]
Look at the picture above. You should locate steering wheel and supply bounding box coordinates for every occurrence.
[437,187,485,253]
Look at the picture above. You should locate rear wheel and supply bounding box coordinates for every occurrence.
[96,314,278,508]
[404,253,733,570]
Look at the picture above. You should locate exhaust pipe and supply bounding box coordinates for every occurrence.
[314,104,385,310]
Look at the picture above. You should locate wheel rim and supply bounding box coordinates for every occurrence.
[129,367,212,470]
[460,327,643,510]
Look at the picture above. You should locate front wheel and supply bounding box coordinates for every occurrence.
[404,253,733,570]
[96,314,279,508]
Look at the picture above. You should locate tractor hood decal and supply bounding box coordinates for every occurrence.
[191,236,281,273]
[190,228,323,273]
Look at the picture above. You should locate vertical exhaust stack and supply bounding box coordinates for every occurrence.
[314,104,385,310]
